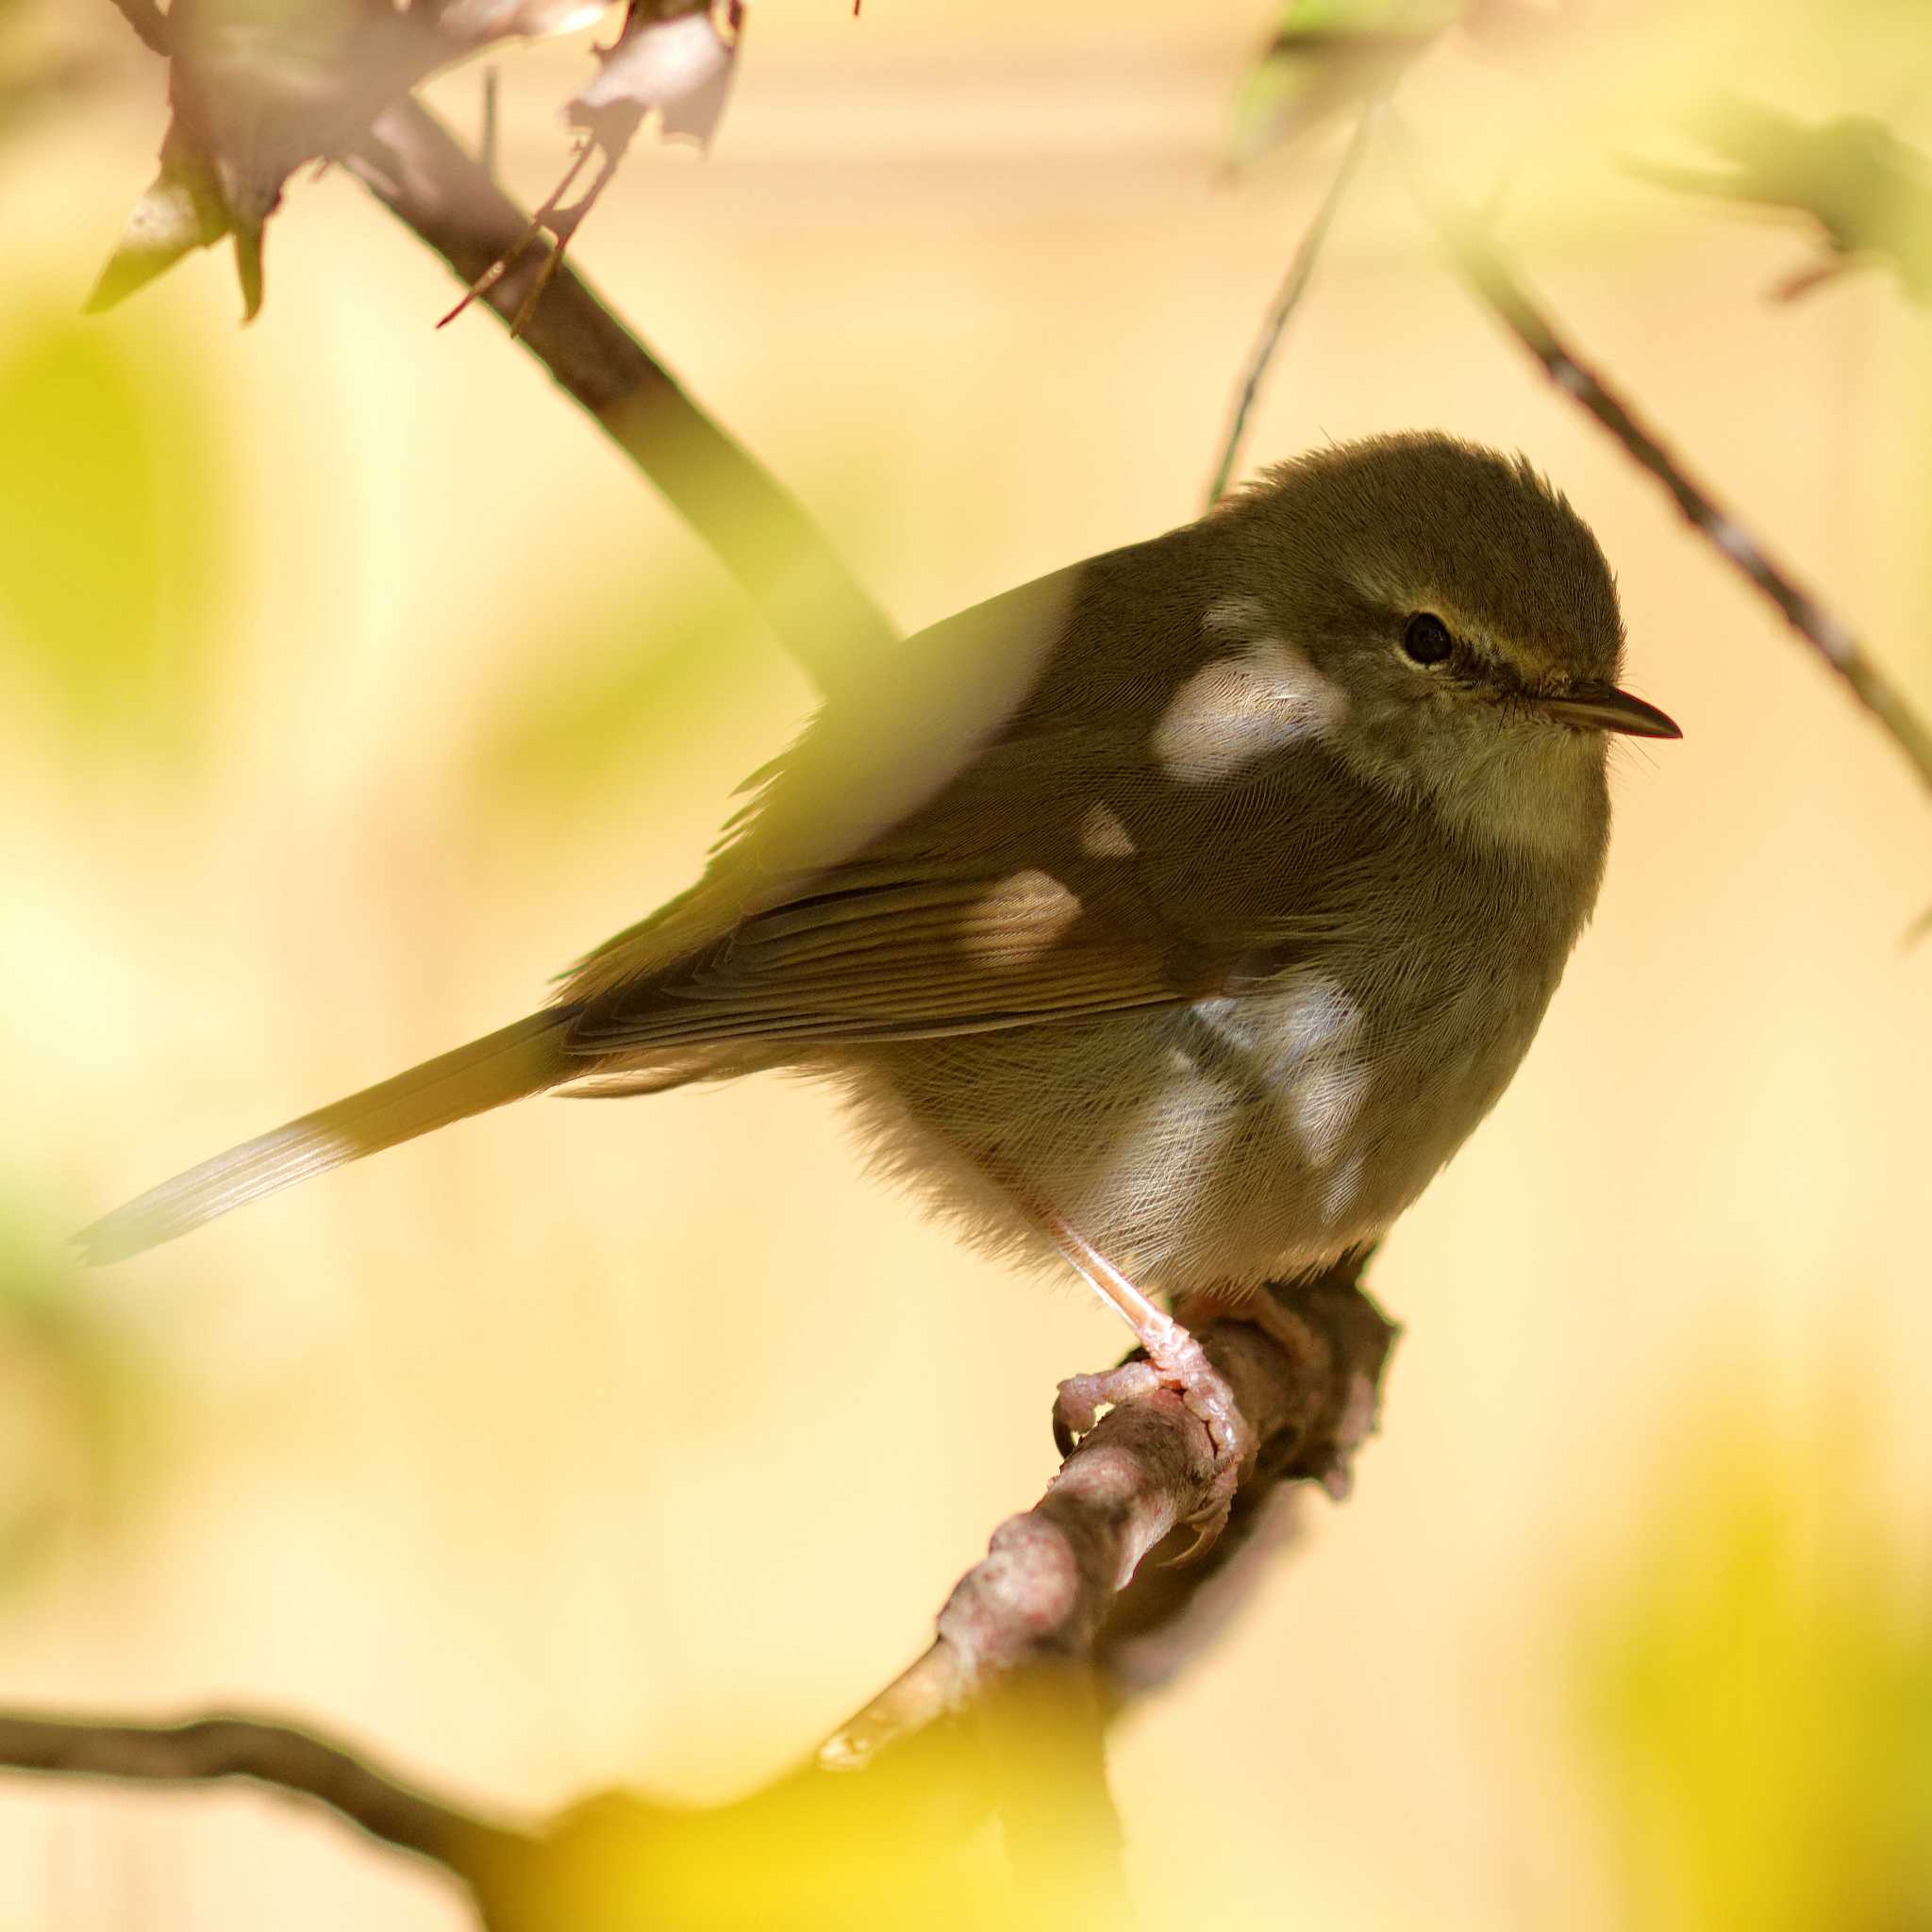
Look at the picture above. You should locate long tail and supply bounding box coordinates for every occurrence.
[78,1010,574,1265]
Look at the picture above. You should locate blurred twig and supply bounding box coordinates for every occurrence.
[0,1266,1394,1927]
[1393,127,1932,804]
[105,0,170,57]
[346,98,896,691]
[97,2,891,691]
[0,1710,528,1876]
[1208,111,1375,506]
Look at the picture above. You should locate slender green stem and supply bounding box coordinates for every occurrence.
[1395,121,1932,804]
[1208,112,1375,507]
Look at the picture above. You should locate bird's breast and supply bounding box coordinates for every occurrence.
[829,810,1597,1297]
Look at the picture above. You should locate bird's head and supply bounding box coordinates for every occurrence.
[1215,432,1678,856]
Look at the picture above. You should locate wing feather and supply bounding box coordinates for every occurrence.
[566,869,1209,1051]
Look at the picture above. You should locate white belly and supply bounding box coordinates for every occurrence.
[824,960,1553,1298]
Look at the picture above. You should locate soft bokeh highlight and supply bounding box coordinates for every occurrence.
[0,3,1927,1925]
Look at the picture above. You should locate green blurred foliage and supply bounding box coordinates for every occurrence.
[1229,0,1932,177]
[471,571,783,819]
[1630,97,1932,302]
[0,1205,175,1591]
[485,1684,1124,1932]
[0,308,226,757]
[1580,1424,1932,1932]
[1228,0,1457,166]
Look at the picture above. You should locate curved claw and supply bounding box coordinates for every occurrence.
[1052,1359,1160,1455]
[1050,1348,1255,1562]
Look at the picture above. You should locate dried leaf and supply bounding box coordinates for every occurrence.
[438,2,743,334]
[92,0,577,319]
[436,0,613,42]
[92,0,739,323]
[567,0,744,156]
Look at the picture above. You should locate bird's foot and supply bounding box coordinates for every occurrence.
[1052,1312,1256,1557]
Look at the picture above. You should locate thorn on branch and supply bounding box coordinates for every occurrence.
[438,133,611,335]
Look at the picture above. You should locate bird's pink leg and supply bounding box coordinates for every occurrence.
[1036,1209,1256,1543]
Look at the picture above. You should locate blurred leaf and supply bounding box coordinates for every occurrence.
[472,574,777,816]
[1628,96,1932,303]
[487,1685,1124,1932]
[1226,0,1587,166]
[0,312,226,755]
[90,0,653,321]
[0,1208,176,1593]
[91,0,446,320]
[1578,1424,1932,1931]
[1228,0,1444,167]
[445,0,746,334]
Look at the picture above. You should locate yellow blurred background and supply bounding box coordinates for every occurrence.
[0,2,1928,1926]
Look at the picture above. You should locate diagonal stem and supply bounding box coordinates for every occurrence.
[0,1709,530,1883]
[106,0,170,55]
[1208,110,1376,507]
[1395,124,1932,803]
[347,98,898,696]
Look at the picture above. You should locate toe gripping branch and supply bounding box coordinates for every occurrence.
[821,1252,1399,1772]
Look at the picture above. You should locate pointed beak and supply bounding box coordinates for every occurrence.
[1535,684,1682,740]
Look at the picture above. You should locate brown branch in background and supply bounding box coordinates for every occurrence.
[0,1710,529,1880]
[0,1265,1395,1929]
[346,99,897,693]
[97,1,889,691]
[1208,111,1376,507]
[1391,128,1932,803]
[105,0,170,57]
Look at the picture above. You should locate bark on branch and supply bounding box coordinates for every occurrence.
[0,1267,1396,1929]
[824,1256,1393,1767]
[346,98,898,693]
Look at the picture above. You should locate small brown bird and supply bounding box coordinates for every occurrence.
[83,432,1677,1502]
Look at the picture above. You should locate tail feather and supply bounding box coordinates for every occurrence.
[79,1010,573,1265]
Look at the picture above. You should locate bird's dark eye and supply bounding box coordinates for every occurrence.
[1401,612,1454,666]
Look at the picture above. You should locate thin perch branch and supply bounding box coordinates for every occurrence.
[347,98,897,694]
[823,1258,1395,1767]
[0,1268,1395,1929]
[0,1710,530,1882]
[1208,111,1376,506]
[1395,127,1932,802]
